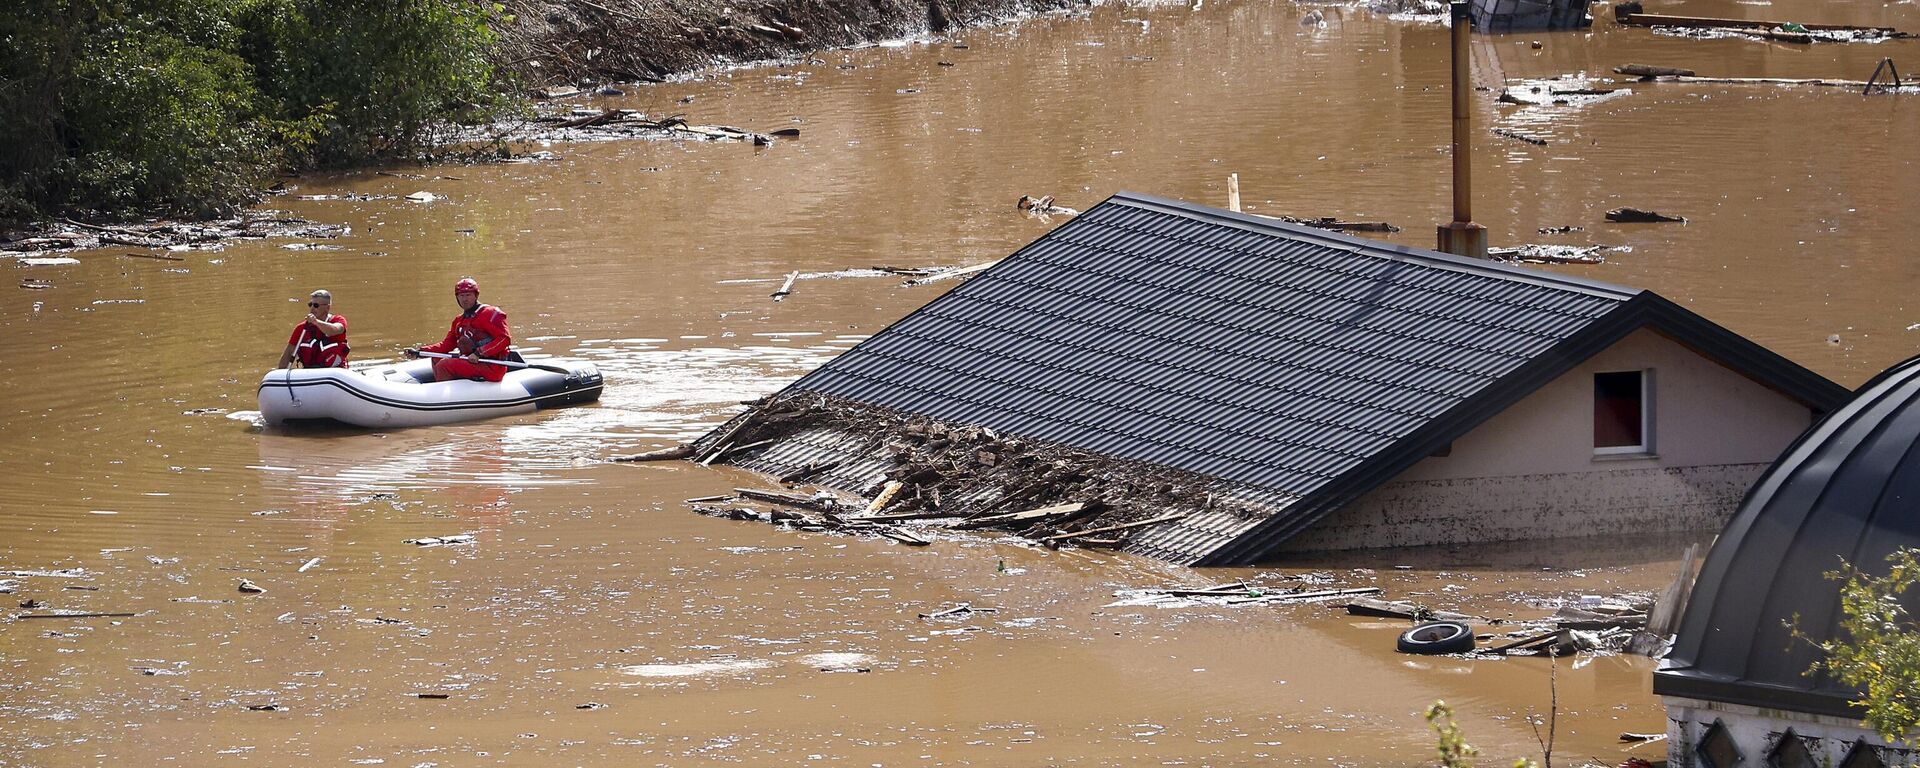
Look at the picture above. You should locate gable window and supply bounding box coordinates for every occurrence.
[1594,369,1653,455]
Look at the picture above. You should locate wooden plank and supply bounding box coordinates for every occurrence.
[950,502,1085,530]
[771,270,799,301]
[847,509,960,522]
[1040,513,1186,542]
[902,260,997,286]
[610,444,695,462]
[880,529,930,546]
[1487,629,1565,654]
[1230,586,1382,604]
[865,480,905,514]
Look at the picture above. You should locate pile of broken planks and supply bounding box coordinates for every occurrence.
[1479,600,1660,657]
[518,108,797,145]
[680,487,1191,551]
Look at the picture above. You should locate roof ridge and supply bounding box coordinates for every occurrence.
[1106,191,1646,301]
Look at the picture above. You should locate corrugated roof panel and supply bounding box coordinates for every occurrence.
[768,193,1671,563]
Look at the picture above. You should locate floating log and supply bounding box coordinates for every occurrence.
[880,528,930,546]
[611,444,695,462]
[1607,206,1686,223]
[684,494,735,504]
[1158,582,1251,597]
[123,251,186,261]
[1041,513,1186,542]
[1615,63,1696,77]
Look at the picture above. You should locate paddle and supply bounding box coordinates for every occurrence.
[413,350,574,375]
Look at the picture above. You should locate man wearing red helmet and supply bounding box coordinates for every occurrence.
[403,277,513,382]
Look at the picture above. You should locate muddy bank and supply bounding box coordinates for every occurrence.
[500,0,1086,85]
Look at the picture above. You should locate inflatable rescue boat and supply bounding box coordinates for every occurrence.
[258,357,602,428]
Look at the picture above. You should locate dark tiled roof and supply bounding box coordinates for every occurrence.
[765,192,1847,564]
[1654,354,1920,719]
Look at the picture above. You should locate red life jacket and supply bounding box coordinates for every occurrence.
[291,317,349,368]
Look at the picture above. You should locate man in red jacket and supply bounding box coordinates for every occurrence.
[277,289,349,369]
[403,277,512,382]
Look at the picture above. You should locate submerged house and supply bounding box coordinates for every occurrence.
[698,192,1847,565]
[1654,354,1920,767]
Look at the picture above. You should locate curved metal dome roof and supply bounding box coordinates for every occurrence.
[1654,354,1920,717]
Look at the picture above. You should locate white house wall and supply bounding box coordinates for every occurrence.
[1280,328,1817,552]
[1662,696,1912,767]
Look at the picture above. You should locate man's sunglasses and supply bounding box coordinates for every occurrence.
[308,301,327,307]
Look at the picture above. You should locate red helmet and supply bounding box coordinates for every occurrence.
[453,277,479,295]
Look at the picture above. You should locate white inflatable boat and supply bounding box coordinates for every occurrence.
[258,357,603,428]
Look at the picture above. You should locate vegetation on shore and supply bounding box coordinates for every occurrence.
[0,0,513,225]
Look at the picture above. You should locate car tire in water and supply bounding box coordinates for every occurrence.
[1396,621,1476,654]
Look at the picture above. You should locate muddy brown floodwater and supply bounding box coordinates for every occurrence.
[5,0,1919,764]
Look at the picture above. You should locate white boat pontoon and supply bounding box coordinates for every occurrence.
[258,357,603,428]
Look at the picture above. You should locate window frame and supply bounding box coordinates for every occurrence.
[1593,367,1656,457]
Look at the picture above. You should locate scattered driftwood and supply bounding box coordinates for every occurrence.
[2,212,348,255]
[770,270,799,301]
[122,251,186,262]
[611,444,696,462]
[20,278,54,290]
[1607,207,1686,223]
[1615,8,1906,37]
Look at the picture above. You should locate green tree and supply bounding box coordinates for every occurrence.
[1807,547,1920,746]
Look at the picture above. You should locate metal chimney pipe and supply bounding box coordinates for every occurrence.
[1437,0,1488,259]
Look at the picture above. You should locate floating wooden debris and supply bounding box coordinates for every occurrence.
[770,270,799,301]
[1488,244,1608,265]
[17,611,137,619]
[736,487,841,512]
[919,602,998,620]
[903,260,999,286]
[950,501,1092,530]
[611,444,696,462]
[1016,195,1080,218]
[1614,6,1907,37]
[403,533,477,547]
[1607,207,1686,223]
[1492,127,1548,146]
[19,278,53,290]
[1346,597,1480,622]
[1250,213,1401,233]
[237,579,266,594]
